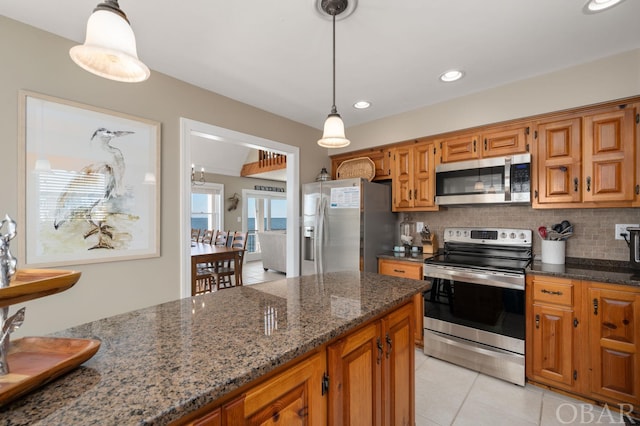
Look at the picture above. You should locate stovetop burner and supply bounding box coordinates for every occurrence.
[424,227,533,275]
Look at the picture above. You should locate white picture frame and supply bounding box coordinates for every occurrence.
[18,90,161,267]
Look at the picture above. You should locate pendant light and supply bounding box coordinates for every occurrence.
[69,0,150,83]
[317,0,350,148]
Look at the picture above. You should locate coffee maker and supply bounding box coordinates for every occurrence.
[628,227,640,270]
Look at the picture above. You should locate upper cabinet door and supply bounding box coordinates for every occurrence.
[582,108,636,203]
[482,125,529,157]
[535,117,582,204]
[440,133,479,163]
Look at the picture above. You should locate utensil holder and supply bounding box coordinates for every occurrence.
[541,240,565,264]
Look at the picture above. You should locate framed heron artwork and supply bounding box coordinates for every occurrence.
[18,91,160,267]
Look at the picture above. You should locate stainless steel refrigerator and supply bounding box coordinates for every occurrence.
[301,178,395,275]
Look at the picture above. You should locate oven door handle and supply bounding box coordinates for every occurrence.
[423,266,525,291]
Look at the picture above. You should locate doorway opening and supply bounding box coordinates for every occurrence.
[180,118,300,298]
[242,189,287,262]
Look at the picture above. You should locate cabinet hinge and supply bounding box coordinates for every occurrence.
[321,373,329,396]
[388,151,391,158]
[636,113,639,124]
[573,317,579,328]
[573,370,578,381]
[534,189,538,199]
[433,147,436,155]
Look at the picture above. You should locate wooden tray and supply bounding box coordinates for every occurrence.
[0,269,81,308]
[0,336,100,406]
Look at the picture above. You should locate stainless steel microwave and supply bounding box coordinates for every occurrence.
[435,154,531,206]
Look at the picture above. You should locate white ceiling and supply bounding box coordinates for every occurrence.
[2,0,639,134]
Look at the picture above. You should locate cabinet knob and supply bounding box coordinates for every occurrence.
[535,314,540,329]
[574,177,578,192]
[586,176,591,192]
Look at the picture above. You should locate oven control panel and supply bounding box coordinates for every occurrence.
[443,227,532,245]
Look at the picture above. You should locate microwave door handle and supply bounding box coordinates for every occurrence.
[504,157,512,202]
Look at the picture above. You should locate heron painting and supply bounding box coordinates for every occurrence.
[53,128,133,250]
[20,91,160,267]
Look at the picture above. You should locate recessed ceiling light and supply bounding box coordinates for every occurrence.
[439,70,464,83]
[583,0,626,13]
[353,100,371,109]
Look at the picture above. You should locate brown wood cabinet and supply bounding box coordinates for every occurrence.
[391,141,437,212]
[526,274,640,412]
[327,301,414,426]
[532,104,638,208]
[526,275,580,391]
[439,123,529,163]
[378,258,424,347]
[587,283,640,407]
[244,351,327,425]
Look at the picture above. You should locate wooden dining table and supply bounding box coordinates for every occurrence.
[190,243,245,296]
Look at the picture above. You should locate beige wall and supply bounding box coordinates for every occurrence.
[339,48,640,152]
[0,16,326,336]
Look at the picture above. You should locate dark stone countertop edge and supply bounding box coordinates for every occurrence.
[528,257,640,287]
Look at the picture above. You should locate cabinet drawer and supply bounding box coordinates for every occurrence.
[532,280,573,306]
[378,259,423,280]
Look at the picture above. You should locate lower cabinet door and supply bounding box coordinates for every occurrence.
[588,287,640,406]
[244,351,327,425]
[531,303,574,387]
[383,302,414,426]
[328,320,383,426]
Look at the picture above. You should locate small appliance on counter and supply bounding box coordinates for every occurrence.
[627,227,640,270]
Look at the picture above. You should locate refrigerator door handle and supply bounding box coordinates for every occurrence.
[316,196,328,275]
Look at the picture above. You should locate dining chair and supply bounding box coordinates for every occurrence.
[191,228,201,242]
[201,229,215,245]
[211,231,248,289]
[213,230,230,246]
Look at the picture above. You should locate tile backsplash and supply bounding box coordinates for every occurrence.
[405,206,638,261]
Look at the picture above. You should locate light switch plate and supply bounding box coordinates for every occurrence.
[615,224,639,240]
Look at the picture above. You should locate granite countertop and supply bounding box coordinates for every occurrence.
[528,258,640,287]
[0,271,429,426]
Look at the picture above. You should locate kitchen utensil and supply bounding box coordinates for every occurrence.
[547,230,563,240]
[538,226,547,239]
[552,223,563,233]
[560,220,572,232]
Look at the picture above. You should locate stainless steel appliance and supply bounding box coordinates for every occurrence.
[423,227,532,386]
[435,154,531,206]
[628,227,640,270]
[301,178,395,275]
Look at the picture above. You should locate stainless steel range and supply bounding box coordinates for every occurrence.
[423,227,532,386]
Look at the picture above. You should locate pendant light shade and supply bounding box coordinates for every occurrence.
[69,0,150,83]
[317,0,351,149]
[318,111,350,148]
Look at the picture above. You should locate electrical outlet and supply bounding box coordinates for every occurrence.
[615,224,640,240]
[416,222,424,233]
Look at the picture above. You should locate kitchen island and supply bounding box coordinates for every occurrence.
[0,271,429,425]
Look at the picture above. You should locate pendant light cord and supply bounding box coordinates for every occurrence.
[331,13,337,114]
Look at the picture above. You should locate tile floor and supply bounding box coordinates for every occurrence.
[242,260,286,285]
[241,263,636,425]
[414,348,634,426]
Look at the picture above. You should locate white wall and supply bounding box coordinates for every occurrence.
[338,48,640,152]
